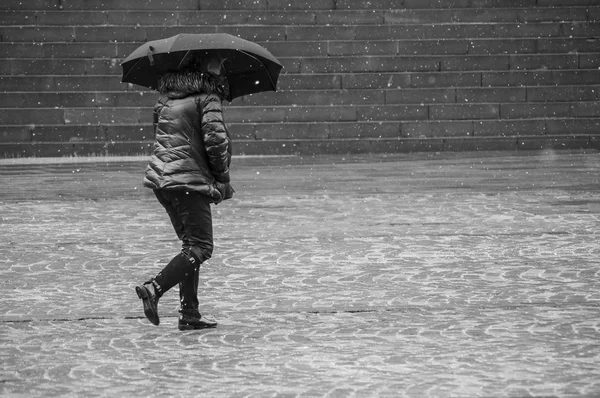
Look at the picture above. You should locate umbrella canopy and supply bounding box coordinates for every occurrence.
[121,33,283,101]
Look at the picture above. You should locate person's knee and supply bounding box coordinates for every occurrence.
[188,244,213,266]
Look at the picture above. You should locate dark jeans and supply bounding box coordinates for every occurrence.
[154,189,213,310]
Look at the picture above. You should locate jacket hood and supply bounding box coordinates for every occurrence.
[158,69,229,101]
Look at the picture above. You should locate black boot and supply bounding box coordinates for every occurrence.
[136,253,193,326]
[178,309,217,330]
[179,265,200,311]
[135,279,161,326]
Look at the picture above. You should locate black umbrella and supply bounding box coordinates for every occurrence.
[121,33,283,101]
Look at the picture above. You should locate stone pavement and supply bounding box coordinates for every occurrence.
[0,150,599,398]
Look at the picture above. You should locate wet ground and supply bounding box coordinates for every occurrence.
[1,150,599,397]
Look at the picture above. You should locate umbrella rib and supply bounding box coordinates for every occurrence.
[177,50,192,70]
[236,49,277,91]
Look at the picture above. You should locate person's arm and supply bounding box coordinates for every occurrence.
[200,93,231,183]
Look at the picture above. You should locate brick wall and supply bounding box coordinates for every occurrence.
[0,0,599,157]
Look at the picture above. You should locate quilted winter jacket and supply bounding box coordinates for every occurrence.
[143,71,232,203]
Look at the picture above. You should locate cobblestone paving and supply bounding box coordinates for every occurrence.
[1,150,599,397]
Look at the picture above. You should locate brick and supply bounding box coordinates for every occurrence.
[0,11,37,25]
[199,0,267,10]
[105,141,153,156]
[233,139,298,156]
[143,26,216,42]
[278,57,301,73]
[61,0,199,10]
[116,42,143,59]
[501,103,570,118]
[73,27,147,42]
[179,11,316,25]
[0,0,59,10]
[2,92,92,108]
[321,56,440,73]
[328,40,398,57]
[386,88,456,104]
[385,9,453,24]
[254,122,329,140]
[517,136,591,151]
[278,74,341,90]
[53,76,124,92]
[0,126,32,143]
[538,0,600,6]
[357,105,428,121]
[42,43,119,59]
[403,0,471,8]
[241,90,307,106]
[452,8,519,22]
[0,108,64,124]
[262,41,326,57]
[0,26,75,43]
[494,23,561,38]
[247,89,380,107]
[444,137,517,152]
[468,39,536,55]
[509,54,578,70]
[108,11,178,26]
[286,26,355,41]
[266,0,335,10]
[342,73,411,89]
[538,38,600,54]
[474,119,546,136]
[552,70,600,86]
[0,61,10,75]
[457,87,527,103]
[317,10,384,25]
[590,7,600,22]
[336,0,399,8]
[518,8,589,23]
[63,108,143,124]
[545,118,600,135]
[226,106,286,123]
[0,76,55,92]
[285,105,357,122]
[527,86,598,102]
[482,71,554,87]
[8,59,86,75]
[0,43,44,59]
[579,53,600,69]
[85,59,123,75]
[29,125,106,142]
[430,104,500,120]
[37,11,107,25]
[411,72,481,88]
[472,0,537,7]
[106,124,153,141]
[402,121,473,138]
[570,102,600,117]
[442,55,510,71]
[386,24,496,40]
[215,25,286,41]
[328,122,402,139]
[398,40,468,56]
[313,90,385,106]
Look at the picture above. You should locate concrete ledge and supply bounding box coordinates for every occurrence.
[1,135,597,158]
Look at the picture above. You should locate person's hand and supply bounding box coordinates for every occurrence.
[215,182,234,202]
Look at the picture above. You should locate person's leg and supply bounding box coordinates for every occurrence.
[136,190,197,326]
[175,192,217,329]
[177,192,213,309]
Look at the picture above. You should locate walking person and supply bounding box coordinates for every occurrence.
[135,56,234,330]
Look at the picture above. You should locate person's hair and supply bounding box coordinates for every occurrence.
[158,69,229,101]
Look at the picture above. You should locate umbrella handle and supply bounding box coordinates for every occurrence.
[147,46,155,66]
